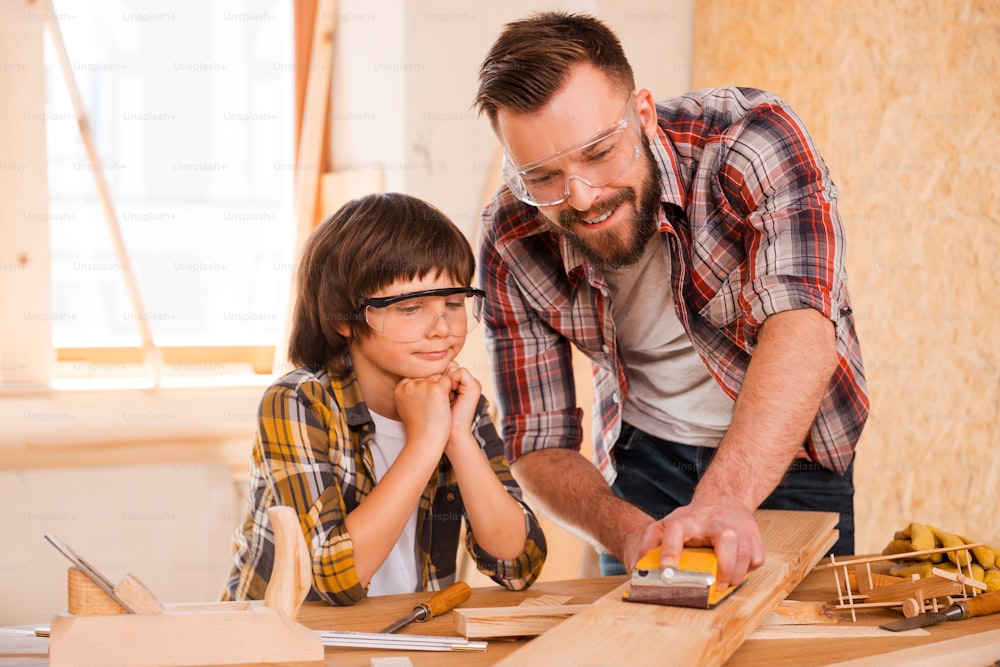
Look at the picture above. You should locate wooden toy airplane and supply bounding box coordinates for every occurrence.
[816,543,988,622]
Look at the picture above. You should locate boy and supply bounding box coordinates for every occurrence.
[224,192,546,605]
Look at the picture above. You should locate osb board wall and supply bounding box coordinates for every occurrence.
[692,1,999,553]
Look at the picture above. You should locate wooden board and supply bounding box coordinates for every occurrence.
[48,602,323,666]
[495,509,838,667]
[454,604,590,639]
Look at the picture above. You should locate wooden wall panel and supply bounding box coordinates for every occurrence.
[692,1,999,553]
[0,0,53,383]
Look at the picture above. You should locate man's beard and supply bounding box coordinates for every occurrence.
[551,142,662,270]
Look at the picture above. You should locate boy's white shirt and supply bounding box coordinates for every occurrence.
[366,410,421,596]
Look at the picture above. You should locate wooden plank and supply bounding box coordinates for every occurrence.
[273,0,336,373]
[824,628,1000,667]
[454,604,589,639]
[292,0,335,243]
[0,0,53,384]
[495,509,838,667]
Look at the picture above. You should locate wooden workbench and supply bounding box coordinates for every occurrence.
[2,565,999,666]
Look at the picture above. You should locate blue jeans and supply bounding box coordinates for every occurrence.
[599,424,855,576]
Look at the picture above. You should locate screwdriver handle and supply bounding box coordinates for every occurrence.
[960,589,1000,618]
[416,581,472,621]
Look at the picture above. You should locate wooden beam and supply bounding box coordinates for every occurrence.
[292,0,318,162]
[0,0,54,384]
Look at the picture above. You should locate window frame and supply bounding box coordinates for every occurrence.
[0,1,322,388]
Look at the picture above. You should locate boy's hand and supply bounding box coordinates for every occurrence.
[445,364,480,452]
[394,374,453,457]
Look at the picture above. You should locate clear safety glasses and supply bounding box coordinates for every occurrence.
[501,97,643,207]
[358,287,486,342]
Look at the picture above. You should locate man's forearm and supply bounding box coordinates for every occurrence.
[510,447,652,562]
[693,308,839,510]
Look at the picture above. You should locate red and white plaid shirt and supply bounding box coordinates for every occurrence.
[479,87,869,482]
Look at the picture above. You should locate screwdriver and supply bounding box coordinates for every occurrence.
[378,582,472,633]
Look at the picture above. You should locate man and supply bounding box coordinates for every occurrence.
[474,11,868,589]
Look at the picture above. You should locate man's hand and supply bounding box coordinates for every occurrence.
[630,502,765,590]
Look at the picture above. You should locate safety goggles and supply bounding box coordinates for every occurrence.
[358,287,485,342]
[502,97,642,207]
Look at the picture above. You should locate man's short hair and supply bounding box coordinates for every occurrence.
[474,11,635,131]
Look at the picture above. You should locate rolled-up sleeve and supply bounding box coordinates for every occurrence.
[714,101,847,349]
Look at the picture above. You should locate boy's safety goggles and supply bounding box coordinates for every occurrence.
[358,287,485,342]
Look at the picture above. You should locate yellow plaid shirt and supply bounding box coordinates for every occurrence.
[223,359,547,605]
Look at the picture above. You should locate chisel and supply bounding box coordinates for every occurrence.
[379,582,472,633]
[880,589,1000,631]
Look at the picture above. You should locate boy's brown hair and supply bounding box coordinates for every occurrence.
[474,11,635,131]
[288,192,474,374]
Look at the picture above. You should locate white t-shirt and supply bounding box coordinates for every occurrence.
[603,238,735,447]
[365,411,420,596]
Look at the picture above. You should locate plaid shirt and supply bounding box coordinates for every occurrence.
[223,361,547,606]
[479,87,869,482]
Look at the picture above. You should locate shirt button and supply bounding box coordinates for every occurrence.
[446,492,456,502]
[612,391,620,404]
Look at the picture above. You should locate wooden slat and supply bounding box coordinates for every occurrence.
[454,604,590,639]
[57,344,276,374]
[495,509,838,667]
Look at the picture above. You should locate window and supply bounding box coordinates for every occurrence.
[43,0,295,378]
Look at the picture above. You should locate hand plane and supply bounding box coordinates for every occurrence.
[623,547,747,609]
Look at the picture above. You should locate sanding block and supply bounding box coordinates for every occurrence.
[623,547,747,609]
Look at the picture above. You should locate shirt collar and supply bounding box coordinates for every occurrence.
[649,123,687,212]
[328,354,375,428]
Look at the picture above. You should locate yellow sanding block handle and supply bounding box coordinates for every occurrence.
[636,547,719,578]
[419,581,472,621]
